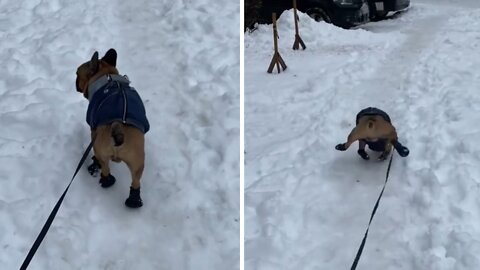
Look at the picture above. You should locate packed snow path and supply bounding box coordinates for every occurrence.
[245,0,480,269]
[0,0,239,269]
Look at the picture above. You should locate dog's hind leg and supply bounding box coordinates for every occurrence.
[97,156,116,188]
[336,127,367,151]
[378,142,393,161]
[392,140,410,157]
[93,127,116,187]
[125,161,144,208]
[385,128,409,157]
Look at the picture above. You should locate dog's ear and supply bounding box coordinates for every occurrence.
[101,48,117,67]
[89,51,99,74]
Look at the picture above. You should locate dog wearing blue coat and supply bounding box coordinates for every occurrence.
[335,107,409,160]
[75,49,149,208]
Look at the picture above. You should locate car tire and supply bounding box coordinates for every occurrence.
[374,11,388,20]
[306,8,332,24]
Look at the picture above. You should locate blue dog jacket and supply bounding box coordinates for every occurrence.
[86,74,150,133]
[356,107,391,124]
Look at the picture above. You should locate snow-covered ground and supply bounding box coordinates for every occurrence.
[0,1,239,270]
[245,0,480,269]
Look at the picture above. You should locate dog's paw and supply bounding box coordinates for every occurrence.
[87,156,101,177]
[398,146,409,157]
[125,197,143,208]
[377,153,389,161]
[125,187,143,208]
[99,174,116,188]
[335,143,347,151]
[357,149,370,160]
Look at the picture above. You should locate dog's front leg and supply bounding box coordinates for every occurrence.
[378,142,393,161]
[87,130,101,176]
[87,156,101,176]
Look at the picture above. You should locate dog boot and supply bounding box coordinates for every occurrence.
[398,147,409,157]
[357,149,369,160]
[125,187,143,208]
[99,174,116,188]
[393,141,410,157]
[87,156,101,177]
[335,143,347,151]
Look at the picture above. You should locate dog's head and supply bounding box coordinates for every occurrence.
[75,48,119,98]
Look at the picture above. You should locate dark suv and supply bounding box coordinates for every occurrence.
[367,0,410,20]
[252,0,370,29]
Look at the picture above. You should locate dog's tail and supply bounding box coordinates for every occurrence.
[366,117,376,129]
[111,122,124,147]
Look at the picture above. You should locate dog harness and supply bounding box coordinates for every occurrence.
[86,74,150,133]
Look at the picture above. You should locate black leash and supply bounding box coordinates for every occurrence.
[350,154,394,270]
[20,141,93,270]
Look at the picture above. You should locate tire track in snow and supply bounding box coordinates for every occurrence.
[357,11,446,106]
[341,3,480,269]
[374,5,480,269]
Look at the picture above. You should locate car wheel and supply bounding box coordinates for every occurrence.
[306,8,332,24]
[375,11,388,20]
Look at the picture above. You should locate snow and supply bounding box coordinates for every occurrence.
[0,1,239,270]
[245,1,480,269]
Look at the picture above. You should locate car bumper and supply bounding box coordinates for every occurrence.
[333,3,370,27]
[394,0,410,10]
[374,0,410,12]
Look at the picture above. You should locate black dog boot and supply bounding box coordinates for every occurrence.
[393,141,410,157]
[335,143,347,151]
[99,174,116,188]
[87,156,101,177]
[357,149,369,160]
[398,146,409,157]
[125,187,143,208]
